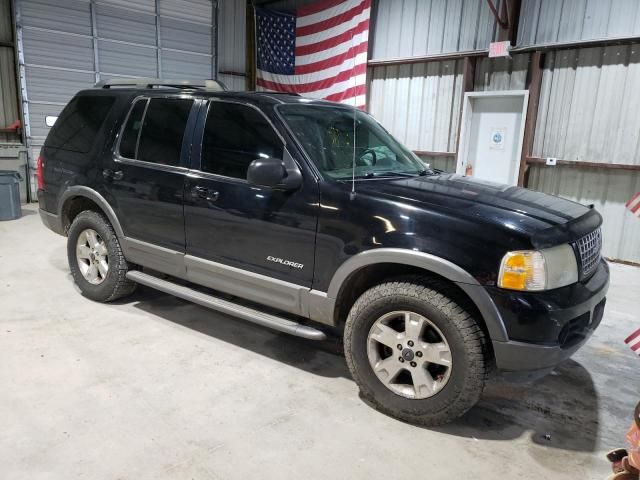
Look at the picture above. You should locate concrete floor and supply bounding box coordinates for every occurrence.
[1,204,639,480]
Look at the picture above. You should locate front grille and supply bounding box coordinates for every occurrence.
[575,228,602,279]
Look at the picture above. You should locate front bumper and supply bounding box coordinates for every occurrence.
[488,259,609,374]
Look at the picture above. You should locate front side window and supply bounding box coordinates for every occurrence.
[201,102,283,179]
[279,104,427,180]
[119,97,193,166]
[46,95,115,153]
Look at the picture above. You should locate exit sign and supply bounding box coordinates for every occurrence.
[489,41,511,58]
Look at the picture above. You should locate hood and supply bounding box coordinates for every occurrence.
[355,174,601,247]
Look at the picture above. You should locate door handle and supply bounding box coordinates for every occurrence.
[103,169,124,181]
[191,186,219,202]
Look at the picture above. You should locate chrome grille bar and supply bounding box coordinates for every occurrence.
[575,228,602,278]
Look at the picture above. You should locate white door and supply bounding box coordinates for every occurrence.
[456,91,528,185]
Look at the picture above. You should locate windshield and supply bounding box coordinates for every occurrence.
[278,104,428,180]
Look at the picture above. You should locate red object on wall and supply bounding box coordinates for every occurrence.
[0,119,21,133]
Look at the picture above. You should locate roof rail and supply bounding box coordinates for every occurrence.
[95,78,227,91]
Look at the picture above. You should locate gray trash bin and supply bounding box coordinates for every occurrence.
[0,170,23,221]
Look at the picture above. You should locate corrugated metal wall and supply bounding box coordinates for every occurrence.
[518,0,640,47]
[16,0,216,195]
[474,53,530,91]
[0,0,20,145]
[525,44,640,262]
[217,0,246,91]
[367,60,463,163]
[529,167,640,263]
[371,0,501,60]
[533,46,640,165]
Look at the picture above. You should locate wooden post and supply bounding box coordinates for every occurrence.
[246,2,256,91]
[517,50,544,187]
[496,0,521,44]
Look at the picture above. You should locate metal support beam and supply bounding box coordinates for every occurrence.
[155,0,162,78]
[14,0,34,201]
[89,0,100,84]
[212,0,218,79]
[367,35,640,69]
[246,2,256,91]
[413,151,456,158]
[517,51,543,186]
[368,49,488,68]
[526,157,640,172]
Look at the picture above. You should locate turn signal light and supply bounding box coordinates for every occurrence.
[498,251,545,291]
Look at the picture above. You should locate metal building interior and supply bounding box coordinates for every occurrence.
[1,0,639,262]
[0,1,639,479]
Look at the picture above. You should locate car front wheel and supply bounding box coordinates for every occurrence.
[344,277,489,426]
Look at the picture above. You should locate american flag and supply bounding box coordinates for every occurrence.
[255,0,371,108]
[625,327,640,355]
[626,192,640,218]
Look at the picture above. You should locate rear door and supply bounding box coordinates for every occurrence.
[102,95,197,272]
[183,100,319,314]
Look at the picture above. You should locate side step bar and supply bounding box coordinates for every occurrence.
[125,270,327,341]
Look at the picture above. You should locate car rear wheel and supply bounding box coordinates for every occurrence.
[67,210,136,302]
[344,277,489,426]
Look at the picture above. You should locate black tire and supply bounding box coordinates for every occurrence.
[67,210,136,302]
[344,277,488,426]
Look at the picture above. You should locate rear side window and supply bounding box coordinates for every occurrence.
[46,96,115,153]
[119,97,193,167]
[201,102,283,179]
[119,99,147,159]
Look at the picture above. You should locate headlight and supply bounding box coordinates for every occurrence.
[498,244,578,291]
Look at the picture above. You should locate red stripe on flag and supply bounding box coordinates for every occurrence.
[297,0,370,37]
[632,341,640,352]
[624,327,640,344]
[257,63,367,93]
[626,191,640,208]
[324,83,366,102]
[294,41,368,75]
[295,19,369,56]
[631,201,640,214]
[297,0,349,17]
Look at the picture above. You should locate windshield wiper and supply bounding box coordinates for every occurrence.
[360,171,417,178]
[416,169,440,176]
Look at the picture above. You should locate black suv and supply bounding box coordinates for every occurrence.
[38,79,609,425]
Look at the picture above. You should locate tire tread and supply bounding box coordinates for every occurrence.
[344,275,489,426]
[67,210,136,302]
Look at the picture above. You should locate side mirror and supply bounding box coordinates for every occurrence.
[246,157,302,191]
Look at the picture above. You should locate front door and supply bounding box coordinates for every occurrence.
[101,96,197,273]
[456,91,528,185]
[183,100,318,314]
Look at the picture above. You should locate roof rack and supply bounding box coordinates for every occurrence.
[95,78,227,91]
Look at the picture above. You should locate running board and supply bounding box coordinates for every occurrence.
[125,270,327,341]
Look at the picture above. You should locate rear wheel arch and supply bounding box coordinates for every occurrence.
[59,187,124,239]
[327,249,508,342]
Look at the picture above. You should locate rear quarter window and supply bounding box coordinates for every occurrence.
[45,95,116,153]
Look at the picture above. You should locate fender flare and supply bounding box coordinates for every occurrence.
[57,186,125,240]
[309,248,508,342]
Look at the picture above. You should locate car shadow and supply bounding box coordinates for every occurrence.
[123,285,599,453]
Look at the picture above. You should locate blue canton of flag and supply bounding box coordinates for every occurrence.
[256,8,296,75]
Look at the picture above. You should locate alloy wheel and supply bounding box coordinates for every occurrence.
[367,310,453,399]
[76,228,109,285]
